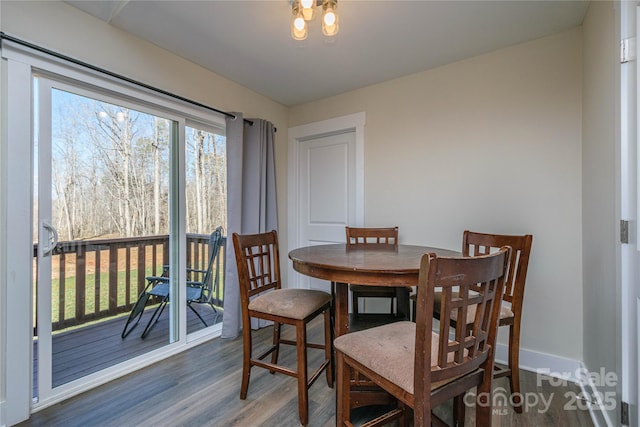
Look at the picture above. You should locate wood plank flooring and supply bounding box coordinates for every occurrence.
[35,303,221,391]
[21,316,594,427]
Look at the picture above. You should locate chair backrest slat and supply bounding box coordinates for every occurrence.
[414,247,511,388]
[462,231,533,305]
[195,226,224,304]
[233,230,281,302]
[345,226,399,249]
[203,226,224,283]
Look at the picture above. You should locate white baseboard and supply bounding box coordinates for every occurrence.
[494,343,582,380]
[494,344,613,427]
[579,365,616,427]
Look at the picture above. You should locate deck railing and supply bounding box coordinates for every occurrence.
[33,233,225,333]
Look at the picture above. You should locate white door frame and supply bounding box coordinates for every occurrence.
[287,112,366,288]
[619,2,639,426]
[2,54,34,427]
[616,1,640,425]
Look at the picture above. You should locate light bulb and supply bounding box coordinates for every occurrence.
[323,11,336,26]
[291,6,308,40]
[321,0,339,36]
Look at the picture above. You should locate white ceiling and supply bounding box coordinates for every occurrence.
[65,0,589,107]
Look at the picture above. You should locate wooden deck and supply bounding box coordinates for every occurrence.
[23,315,595,427]
[34,303,221,392]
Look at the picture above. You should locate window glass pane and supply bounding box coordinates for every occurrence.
[51,88,171,239]
[42,87,174,390]
[184,123,226,334]
[185,123,226,233]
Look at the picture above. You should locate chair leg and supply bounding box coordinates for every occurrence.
[296,322,309,426]
[271,322,282,372]
[413,397,431,426]
[394,402,410,427]
[335,351,351,425]
[121,292,150,338]
[208,302,221,323]
[352,291,359,319]
[141,296,169,339]
[187,302,209,327]
[240,325,252,400]
[453,393,466,427]
[323,308,334,387]
[507,322,523,413]
[476,371,493,427]
[330,282,337,346]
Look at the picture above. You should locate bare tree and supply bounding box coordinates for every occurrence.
[52,127,79,240]
[50,92,223,241]
[84,106,140,236]
[211,134,227,229]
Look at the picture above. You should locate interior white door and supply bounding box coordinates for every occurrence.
[297,131,356,292]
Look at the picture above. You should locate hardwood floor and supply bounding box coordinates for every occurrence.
[20,316,594,427]
[32,302,221,395]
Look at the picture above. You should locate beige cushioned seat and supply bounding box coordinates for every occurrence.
[334,321,469,394]
[248,288,332,320]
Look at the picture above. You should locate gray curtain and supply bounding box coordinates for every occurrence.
[221,114,278,339]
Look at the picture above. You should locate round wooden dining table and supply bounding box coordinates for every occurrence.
[288,243,459,337]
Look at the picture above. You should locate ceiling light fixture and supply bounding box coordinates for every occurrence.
[291,0,339,41]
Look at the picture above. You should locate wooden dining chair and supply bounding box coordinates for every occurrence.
[346,226,409,319]
[335,247,511,426]
[424,230,533,414]
[232,230,333,427]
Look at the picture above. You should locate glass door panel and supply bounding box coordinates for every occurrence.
[34,78,176,399]
[184,122,226,335]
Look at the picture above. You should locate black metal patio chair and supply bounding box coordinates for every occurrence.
[121,226,225,339]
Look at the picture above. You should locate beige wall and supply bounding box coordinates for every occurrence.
[290,29,584,360]
[582,1,618,424]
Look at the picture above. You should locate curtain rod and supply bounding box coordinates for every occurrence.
[0,31,259,127]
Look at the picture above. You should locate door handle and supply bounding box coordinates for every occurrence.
[41,221,59,257]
